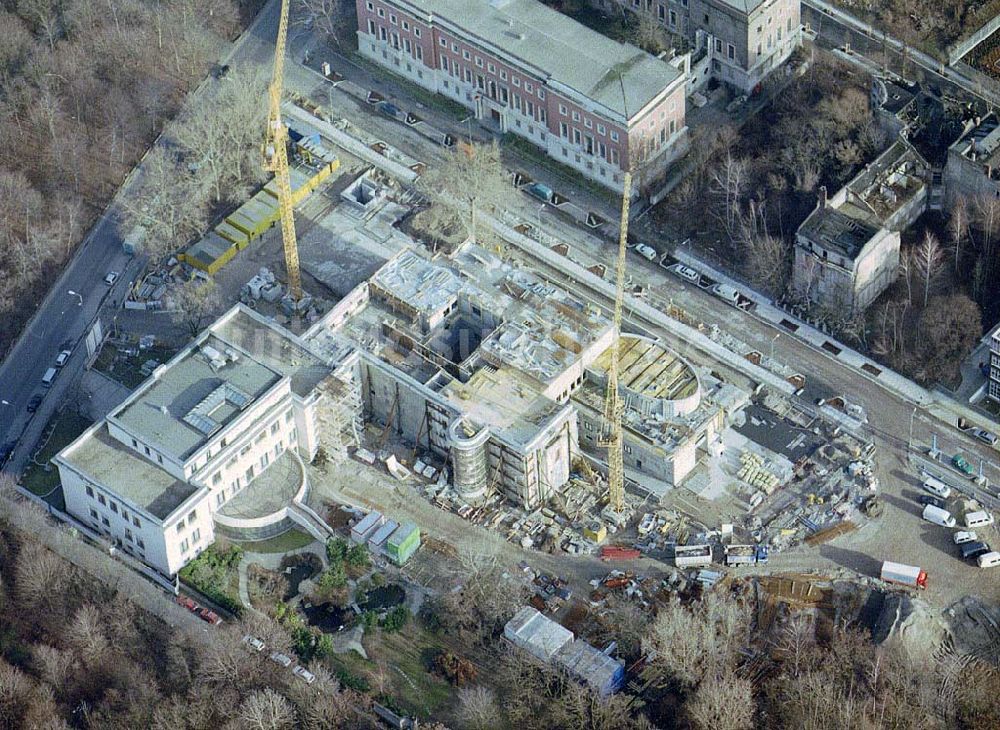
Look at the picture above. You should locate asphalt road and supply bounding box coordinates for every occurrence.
[0,0,287,477]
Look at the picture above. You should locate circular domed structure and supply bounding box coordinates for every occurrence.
[590,334,701,418]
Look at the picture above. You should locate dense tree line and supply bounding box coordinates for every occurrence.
[0,0,244,352]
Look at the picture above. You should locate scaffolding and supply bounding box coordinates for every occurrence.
[315,372,363,463]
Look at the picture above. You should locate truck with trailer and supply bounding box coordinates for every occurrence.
[880,561,927,589]
[674,544,713,568]
[724,545,756,566]
[723,544,769,566]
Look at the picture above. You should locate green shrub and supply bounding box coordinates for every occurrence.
[382,605,410,633]
[335,666,370,692]
[178,544,244,616]
[326,537,348,564]
[346,544,370,570]
[317,562,346,591]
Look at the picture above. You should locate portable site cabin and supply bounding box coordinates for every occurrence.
[386,522,421,565]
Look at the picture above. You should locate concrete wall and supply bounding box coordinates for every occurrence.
[852,228,900,311]
[944,147,1000,206]
[792,226,900,313]
[948,14,1000,66]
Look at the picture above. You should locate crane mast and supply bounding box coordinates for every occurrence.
[264,0,302,301]
[598,170,632,514]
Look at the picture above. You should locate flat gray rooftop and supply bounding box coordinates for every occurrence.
[404,0,682,118]
[114,334,282,461]
[797,207,878,260]
[212,309,331,397]
[62,426,199,521]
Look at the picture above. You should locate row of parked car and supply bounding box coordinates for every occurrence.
[243,633,317,685]
[916,476,999,568]
[175,595,317,683]
[176,594,223,625]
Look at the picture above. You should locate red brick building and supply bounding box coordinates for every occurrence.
[355,0,689,194]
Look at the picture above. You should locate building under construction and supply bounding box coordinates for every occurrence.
[301,232,749,509]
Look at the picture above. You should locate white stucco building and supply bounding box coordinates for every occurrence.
[54,306,347,577]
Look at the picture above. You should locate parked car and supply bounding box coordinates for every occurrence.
[525,182,553,204]
[673,264,700,283]
[952,454,975,477]
[175,595,198,612]
[26,394,43,413]
[918,494,946,509]
[269,652,292,668]
[971,428,998,446]
[242,634,265,652]
[634,243,658,261]
[54,349,72,367]
[292,666,316,684]
[198,608,222,625]
[960,542,991,560]
[954,531,978,545]
[103,271,119,286]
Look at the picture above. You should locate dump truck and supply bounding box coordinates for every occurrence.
[880,561,927,589]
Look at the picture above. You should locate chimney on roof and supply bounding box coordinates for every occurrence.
[818,186,828,210]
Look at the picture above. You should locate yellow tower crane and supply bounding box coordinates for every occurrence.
[264,0,302,302]
[598,169,632,514]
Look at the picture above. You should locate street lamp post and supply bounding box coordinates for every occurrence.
[537,203,546,228]
[907,406,917,464]
[769,333,780,361]
[68,290,83,306]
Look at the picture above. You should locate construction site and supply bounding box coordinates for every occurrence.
[108,75,882,586]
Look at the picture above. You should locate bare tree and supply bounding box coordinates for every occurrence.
[685,671,756,730]
[418,141,515,244]
[456,685,501,730]
[172,68,268,204]
[65,604,108,663]
[629,11,675,55]
[949,196,969,272]
[238,688,296,730]
[170,279,222,336]
[912,231,945,308]
[917,293,982,382]
[14,541,70,611]
[710,151,748,237]
[120,146,211,261]
[648,591,752,687]
[294,0,352,43]
[0,658,32,727]
[32,644,75,690]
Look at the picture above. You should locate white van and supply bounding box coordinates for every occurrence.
[977,551,1000,568]
[964,510,995,529]
[41,368,58,387]
[922,504,956,528]
[711,283,740,305]
[921,477,952,499]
